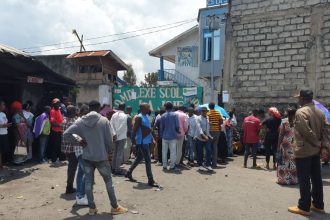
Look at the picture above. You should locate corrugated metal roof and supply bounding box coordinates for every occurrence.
[66,50,129,71]
[0,43,30,57]
[66,50,111,58]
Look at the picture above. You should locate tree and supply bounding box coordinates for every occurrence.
[123,64,137,86]
[142,72,158,87]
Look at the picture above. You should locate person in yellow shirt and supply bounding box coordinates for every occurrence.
[207,102,223,168]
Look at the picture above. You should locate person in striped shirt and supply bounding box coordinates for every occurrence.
[207,102,223,168]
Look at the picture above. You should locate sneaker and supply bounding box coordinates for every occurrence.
[199,166,206,171]
[311,204,326,214]
[125,171,137,182]
[156,162,163,166]
[111,204,128,215]
[88,208,98,215]
[288,206,311,216]
[206,166,213,171]
[76,195,88,206]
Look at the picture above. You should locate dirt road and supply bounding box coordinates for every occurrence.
[0,156,329,220]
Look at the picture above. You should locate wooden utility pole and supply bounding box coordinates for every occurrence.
[72,29,86,52]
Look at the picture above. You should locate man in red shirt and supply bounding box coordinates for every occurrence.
[50,98,64,166]
[242,110,261,168]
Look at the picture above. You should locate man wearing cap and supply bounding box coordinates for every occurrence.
[49,98,64,165]
[288,90,329,216]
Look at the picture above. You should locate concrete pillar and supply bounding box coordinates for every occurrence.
[159,56,164,81]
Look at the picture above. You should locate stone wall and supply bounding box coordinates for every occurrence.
[225,0,330,111]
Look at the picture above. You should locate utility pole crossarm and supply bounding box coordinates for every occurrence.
[72,29,86,52]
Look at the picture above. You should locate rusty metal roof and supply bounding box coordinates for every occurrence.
[66,50,111,58]
[66,50,128,70]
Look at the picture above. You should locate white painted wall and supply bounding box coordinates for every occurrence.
[157,28,218,103]
[99,84,112,106]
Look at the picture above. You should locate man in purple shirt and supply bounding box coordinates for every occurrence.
[160,102,180,171]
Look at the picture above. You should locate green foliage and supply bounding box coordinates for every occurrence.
[69,87,79,103]
[142,72,158,87]
[123,64,137,86]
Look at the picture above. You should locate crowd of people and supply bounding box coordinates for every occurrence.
[0,89,330,216]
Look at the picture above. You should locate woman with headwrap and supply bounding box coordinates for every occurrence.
[11,101,27,162]
[262,107,282,170]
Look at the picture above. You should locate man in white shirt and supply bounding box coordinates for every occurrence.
[187,107,197,166]
[110,103,128,175]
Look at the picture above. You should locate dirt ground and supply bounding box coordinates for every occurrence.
[0,156,330,220]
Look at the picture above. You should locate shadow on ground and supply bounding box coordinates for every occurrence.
[0,162,40,184]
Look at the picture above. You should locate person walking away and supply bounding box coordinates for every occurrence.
[263,107,282,170]
[160,102,180,171]
[187,107,198,166]
[154,108,165,165]
[242,110,261,168]
[175,106,188,166]
[195,107,213,171]
[110,103,128,175]
[0,100,11,169]
[63,100,127,215]
[226,109,237,156]
[71,104,90,206]
[125,103,159,187]
[22,103,34,160]
[124,106,133,163]
[207,102,223,168]
[277,106,298,185]
[61,105,79,195]
[49,98,64,165]
[288,90,329,216]
[33,106,51,163]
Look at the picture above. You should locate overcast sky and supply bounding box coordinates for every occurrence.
[0,0,206,82]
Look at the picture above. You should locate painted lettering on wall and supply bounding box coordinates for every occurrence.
[113,86,203,113]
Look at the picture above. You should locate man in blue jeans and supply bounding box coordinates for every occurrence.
[126,103,159,187]
[64,101,127,216]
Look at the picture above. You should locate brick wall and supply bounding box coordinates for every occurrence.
[225,0,330,110]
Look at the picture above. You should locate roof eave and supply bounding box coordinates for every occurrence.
[149,25,198,59]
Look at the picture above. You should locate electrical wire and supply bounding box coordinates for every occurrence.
[22,18,196,50]
[28,20,196,54]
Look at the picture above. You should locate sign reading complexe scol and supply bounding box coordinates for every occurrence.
[113,86,203,112]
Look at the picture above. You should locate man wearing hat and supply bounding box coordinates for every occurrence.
[49,98,64,166]
[288,90,329,216]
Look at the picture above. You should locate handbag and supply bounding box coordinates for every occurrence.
[13,140,28,165]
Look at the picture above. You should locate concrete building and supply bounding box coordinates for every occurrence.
[149,2,228,103]
[0,44,75,109]
[67,50,128,105]
[225,0,330,113]
[36,50,128,105]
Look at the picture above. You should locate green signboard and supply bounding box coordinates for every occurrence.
[113,86,203,112]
